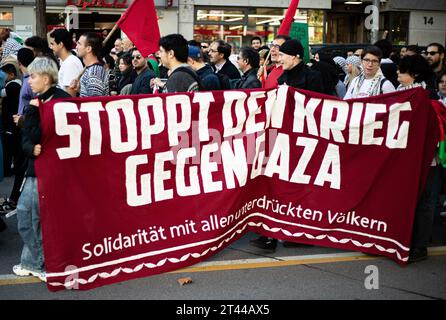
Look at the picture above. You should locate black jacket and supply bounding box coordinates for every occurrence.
[1,79,22,134]
[117,68,136,94]
[239,68,261,89]
[216,60,241,80]
[196,64,221,91]
[130,67,155,95]
[278,61,325,94]
[22,86,71,177]
[310,60,339,96]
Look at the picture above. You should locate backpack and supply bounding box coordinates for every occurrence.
[173,66,204,91]
[379,77,388,94]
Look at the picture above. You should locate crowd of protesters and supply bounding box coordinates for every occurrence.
[0,25,445,281]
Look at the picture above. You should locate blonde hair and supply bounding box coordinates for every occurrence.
[346,64,361,89]
[27,57,59,85]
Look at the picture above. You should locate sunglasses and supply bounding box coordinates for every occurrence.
[132,55,142,60]
[426,51,439,56]
[201,45,209,49]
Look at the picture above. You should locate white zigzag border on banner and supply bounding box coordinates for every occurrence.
[47,217,409,288]
[47,211,409,281]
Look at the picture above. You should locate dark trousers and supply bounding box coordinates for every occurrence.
[412,165,442,249]
[2,131,26,202]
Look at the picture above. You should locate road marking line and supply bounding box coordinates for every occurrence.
[0,274,41,286]
[1,246,445,286]
[168,252,380,273]
[169,246,446,273]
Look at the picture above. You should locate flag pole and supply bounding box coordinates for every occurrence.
[103,24,119,46]
[258,50,272,81]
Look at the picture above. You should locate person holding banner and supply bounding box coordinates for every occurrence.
[343,55,362,91]
[250,39,325,252]
[343,46,396,99]
[12,57,71,282]
[394,54,442,262]
[396,54,434,94]
[262,35,290,89]
[277,39,325,93]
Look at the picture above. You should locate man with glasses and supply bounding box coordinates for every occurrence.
[262,35,290,89]
[129,49,155,95]
[208,40,241,80]
[344,46,395,99]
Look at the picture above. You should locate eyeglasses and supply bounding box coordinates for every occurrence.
[362,58,380,65]
[270,44,280,49]
[426,51,439,56]
[132,55,142,60]
[208,49,218,53]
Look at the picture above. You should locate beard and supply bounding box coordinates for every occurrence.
[429,60,441,69]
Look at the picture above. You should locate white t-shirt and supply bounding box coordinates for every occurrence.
[344,77,395,99]
[58,54,84,88]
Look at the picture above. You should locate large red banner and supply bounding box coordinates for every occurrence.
[36,86,439,291]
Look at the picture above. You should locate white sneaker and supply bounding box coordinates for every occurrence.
[37,272,47,282]
[13,264,46,282]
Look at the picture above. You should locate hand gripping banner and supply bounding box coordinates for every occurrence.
[35,86,439,291]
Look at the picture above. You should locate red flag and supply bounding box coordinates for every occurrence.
[117,0,160,57]
[277,0,300,36]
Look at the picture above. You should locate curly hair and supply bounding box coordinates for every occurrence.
[398,54,433,83]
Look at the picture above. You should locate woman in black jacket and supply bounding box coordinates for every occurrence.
[117,53,136,95]
[12,57,71,282]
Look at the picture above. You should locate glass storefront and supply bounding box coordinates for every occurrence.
[382,11,409,45]
[194,7,325,52]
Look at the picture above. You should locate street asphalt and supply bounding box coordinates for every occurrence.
[1,176,446,301]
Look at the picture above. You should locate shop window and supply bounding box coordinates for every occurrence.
[383,12,409,45]
[0,12,13,21]
[197,9,245,23]
[194,7,326,47]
